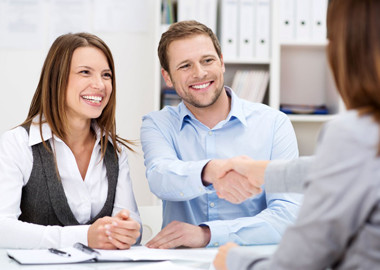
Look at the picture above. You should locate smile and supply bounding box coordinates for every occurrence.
[191,82,211,90]
[82,95,103,104]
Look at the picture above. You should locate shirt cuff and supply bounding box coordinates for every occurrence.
[200,220,229,248]
[60,225,90,248]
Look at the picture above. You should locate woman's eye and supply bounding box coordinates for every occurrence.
[103,72,112,79]
[79,70,90,75]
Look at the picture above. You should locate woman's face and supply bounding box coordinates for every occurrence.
[65,46,112,124]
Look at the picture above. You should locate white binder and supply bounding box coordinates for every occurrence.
[177,0,217,33]
[295,0,312,40]
[255,0,270,59]
[220,0,239,60]
[279,0,295,42]
[311,0,327,41]
[238,0,256,60]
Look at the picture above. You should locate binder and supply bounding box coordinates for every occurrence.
[220,0,239,60]
[311,0,327,41]
[279,0,295,42]
[177,0,217,34]
[238,0,256,60]
[255,0,270,59]
[295,0,311,40]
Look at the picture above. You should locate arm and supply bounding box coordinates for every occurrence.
[264,156,314,193]
[202,115,302,247]
[226,117,378,269]
[99,146,141,248]
[140,115,210,200]
[0,128,90,249]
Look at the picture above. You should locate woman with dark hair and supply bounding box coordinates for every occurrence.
[214,0,380,269]
[0,33,141,250]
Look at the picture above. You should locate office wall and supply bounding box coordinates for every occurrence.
[0,0,161,206]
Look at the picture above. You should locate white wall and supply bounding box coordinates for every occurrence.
[0,0,161,206]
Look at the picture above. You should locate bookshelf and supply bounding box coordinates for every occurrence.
[157,0,340,155]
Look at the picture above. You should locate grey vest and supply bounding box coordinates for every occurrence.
[19,125,118,226]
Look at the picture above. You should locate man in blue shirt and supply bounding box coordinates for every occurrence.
[140,20,302,249]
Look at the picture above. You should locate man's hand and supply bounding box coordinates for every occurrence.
[145,221,211,249]
[213,170,259,204]
[88,209,141,250]
[213,242,238,270]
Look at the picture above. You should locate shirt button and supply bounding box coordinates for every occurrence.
[180,192,184,196]
[210,202,215,208]
[213,242,219,247]
[208,131,213,136]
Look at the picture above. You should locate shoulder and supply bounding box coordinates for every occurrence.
[0,126,29,148]
[142,105,182,129]
[242,101,290,122]
[322,110,378,149]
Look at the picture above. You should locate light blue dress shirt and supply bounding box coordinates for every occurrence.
[140,87,302,247]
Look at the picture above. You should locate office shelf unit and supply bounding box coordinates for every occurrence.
[157,0,341,155]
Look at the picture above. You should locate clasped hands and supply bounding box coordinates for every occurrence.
[87,209,141,250]
[203,156,269,204]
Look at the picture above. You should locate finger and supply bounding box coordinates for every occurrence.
[115,209,130,220]
[107,235,131,250]
[146,224,179,248]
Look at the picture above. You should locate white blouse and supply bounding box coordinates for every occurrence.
[0,120,140,249]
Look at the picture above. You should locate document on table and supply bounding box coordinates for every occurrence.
[7,244,218,265]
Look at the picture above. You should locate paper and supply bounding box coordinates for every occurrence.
[7,245,218,265]
[7,247,94,265]
[97,246,218,262]
[130,261,204,270]
[0,0,44,49]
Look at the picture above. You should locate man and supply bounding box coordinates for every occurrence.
[140,20,302,249]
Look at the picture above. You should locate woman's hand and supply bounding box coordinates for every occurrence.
[88,209,141,249]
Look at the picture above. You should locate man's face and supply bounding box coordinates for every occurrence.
[162,34,225,110]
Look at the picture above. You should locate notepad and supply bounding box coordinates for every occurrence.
[7,243,218,265]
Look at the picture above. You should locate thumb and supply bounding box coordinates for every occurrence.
[116,209,130,220]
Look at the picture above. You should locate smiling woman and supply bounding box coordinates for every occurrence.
[0,33,141,250]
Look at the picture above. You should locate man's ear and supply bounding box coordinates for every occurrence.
[161,68,174,87]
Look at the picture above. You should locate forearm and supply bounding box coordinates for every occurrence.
[265,156,314,194]
[146,159,210,200]
[0,217,89,249]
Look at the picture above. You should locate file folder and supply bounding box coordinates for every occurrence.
[255,0,270,59]
[238,0,256,60]
[295,0,311,40]
[220,0,239,60]
[177,0,217,33]
[279,0,295,41]
[311,0,327,41]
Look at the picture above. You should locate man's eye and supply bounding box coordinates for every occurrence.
[205,58,214,64]
[180,64,190,69]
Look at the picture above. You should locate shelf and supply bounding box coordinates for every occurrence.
[287,114,337,122]
[224,59,271,65]
[280,40,328,47]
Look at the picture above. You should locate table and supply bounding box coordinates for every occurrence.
[0,245,277,270]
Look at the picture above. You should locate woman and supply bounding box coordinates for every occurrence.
[0,33,141,249]
[214,0,380,269]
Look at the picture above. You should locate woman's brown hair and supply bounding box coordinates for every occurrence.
[22,32,134,156]
[327,0,380,154]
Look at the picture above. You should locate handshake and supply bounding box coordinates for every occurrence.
[202,156,270,204]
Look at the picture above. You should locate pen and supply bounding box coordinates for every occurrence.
[48,248,71,257]
[74,242,100,255]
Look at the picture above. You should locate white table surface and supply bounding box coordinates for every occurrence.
[1,245,277,270]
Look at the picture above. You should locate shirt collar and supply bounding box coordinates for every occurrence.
[28,115,103,146]
[178,86,248,131]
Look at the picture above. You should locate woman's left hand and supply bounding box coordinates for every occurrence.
[104,209,141,249]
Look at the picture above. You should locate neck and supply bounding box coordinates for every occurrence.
[187,90,231,129]
[64,119,94,148]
